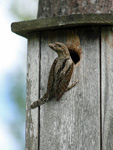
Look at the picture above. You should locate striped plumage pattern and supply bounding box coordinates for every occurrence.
[31,42,74,109]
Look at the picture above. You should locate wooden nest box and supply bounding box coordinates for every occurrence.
[11,0,113,149]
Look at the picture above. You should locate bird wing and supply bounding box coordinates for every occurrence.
[47,58,58,98]
[55,59,74,101]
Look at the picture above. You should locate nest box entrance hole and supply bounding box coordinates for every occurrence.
[69,50,80,64]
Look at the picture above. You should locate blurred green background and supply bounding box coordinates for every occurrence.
[0,0,38,150]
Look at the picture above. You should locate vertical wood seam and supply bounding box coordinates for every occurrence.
[100,27,102,150]
[38,32,41,150]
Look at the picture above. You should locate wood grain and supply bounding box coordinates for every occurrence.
[39,28,100,150]
[101,27,113,150]
[26,34,40,150]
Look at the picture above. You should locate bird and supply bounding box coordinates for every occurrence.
[31,42,77,109]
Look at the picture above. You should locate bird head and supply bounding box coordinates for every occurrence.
[49,42,70,58]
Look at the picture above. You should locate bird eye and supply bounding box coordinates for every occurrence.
[58,45,61,47]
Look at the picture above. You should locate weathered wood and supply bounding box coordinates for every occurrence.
[26,34,40,150]
[40,28,100,150]
[101,27,113,149]
[11,14,113,38]
[38,0,113,18]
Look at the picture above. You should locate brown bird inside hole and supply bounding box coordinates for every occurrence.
[31,42,78,109]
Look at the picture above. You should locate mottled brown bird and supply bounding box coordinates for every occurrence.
[31,42,77,109]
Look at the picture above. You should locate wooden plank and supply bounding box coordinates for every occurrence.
[101,27,113,150]
[11,14,113,38]
[26,34,40,150]
[40,28,100,150]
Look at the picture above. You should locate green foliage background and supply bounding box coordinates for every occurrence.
[2,0,38,149]
[10,0,38,20]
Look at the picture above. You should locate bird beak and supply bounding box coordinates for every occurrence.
[49,43,56,50]
[49,43,53,48]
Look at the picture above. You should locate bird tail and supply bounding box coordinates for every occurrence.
[30,93,49,109]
